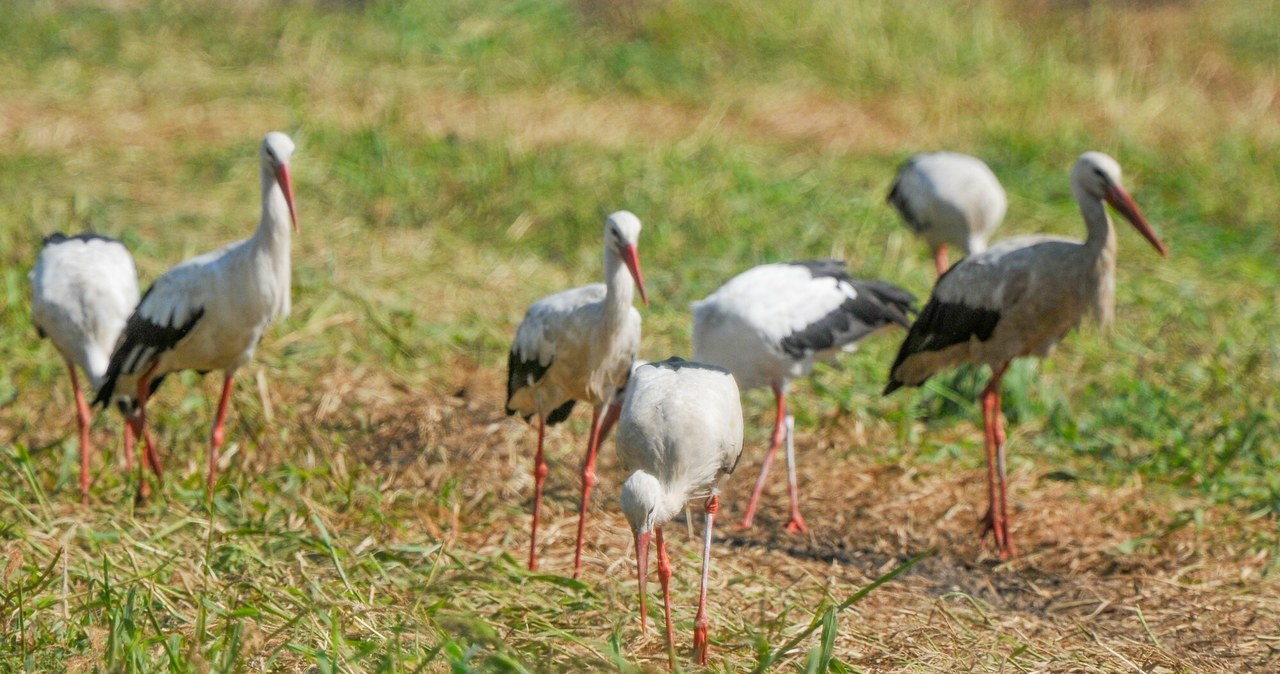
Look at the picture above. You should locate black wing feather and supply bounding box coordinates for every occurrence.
[93,285,203,408]
[778,262,918,360]
[883,296,1000,395]
[886,157,926,234]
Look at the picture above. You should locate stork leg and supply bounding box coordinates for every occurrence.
[528,415,549,571]
[121,414,135,472]
[131,362,161,501]
[933,244,950,277]
[656,526,676,670]
[206,373,235,499]
[979,362,1015,559]
[573,404,608,578]
[738,384,788,530]
[781,414,807,533]
[65,361,93,505]
[693,493,719,665]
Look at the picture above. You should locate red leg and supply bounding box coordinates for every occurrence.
[132,363,160,501]
[529,415,548,571]
[573,405,607,578]
[738,384,787,530]
[142,425,162,479]
[693,494,719,665]
[933,244,950,277]
[207,373,235,499]
[992,381,1016,558]
[122,415,136,472]
[781,414,807,533]
[66,362,93,504]
[656,526,675,671]
[979,363,1013,559]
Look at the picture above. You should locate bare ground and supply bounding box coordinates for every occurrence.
[326,363,1280,673]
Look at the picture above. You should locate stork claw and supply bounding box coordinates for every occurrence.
[784,516,807,533]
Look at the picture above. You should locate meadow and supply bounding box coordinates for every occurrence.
[1,0,1279,671]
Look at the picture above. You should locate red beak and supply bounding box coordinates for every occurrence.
[635,530,651,633]
[620,244,648,306]
[1105,185,1165,257]
[274,163,299,233]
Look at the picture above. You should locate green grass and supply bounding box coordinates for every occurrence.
[2,0,1280,671]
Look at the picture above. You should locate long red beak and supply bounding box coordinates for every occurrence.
[1105,185,1165,257]
[635,530,651,633]
[274,163,299,233]
[620,244,648,306]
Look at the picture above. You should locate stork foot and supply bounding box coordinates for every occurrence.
[978,507,1017,560]
[784,516,808,533]
[693,620,710,665]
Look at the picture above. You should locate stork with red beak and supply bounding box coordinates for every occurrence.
[506,210,648,577]
[885,151,1168,559]
[95,131,299,499]
[617,357,743,668]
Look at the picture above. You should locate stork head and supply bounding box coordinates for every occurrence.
[605,210,648,305]
[262,132,299,233]
[1072,151,1167,257]
[620,470,664,632]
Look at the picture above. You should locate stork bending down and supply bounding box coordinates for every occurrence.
[617,357,743,668]
[32,232,143,502]
[692,261,915,531]
[887,151,1007,276]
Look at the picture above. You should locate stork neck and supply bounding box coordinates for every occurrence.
[1074,181,1115,256]
[254,164,292,249]
[603,249,636,321]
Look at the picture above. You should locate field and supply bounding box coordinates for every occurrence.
[2,0,1279,671]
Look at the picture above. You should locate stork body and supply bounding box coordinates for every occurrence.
[887,151,1007,275]
[31,232,141,502]
[692,261,915,531]
[506,210,648,577]
[95,131,299,499]
[617,357,743,668]
[885,152,1167,559]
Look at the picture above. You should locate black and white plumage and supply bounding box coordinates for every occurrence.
[887,151,1008,276]
[616,357,743,668]
[692,260,916,532]
[31,232,141,503]
[885,151,1168,560]
[505,210,648,577]
[94,131,299,498]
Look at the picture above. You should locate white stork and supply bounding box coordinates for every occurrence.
[884,151,1168,560]
[31,232,147,502]
[887,151,1008,276]
[505,210,648,577]
[692,261,916,531]
[94,131,299,498]
[617,357,743,668]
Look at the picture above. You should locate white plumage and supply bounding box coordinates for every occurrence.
[505,210,648,577]
[692,260,915,531]
[96,131,299,499]
[887,151,1008,275]
[616,357,743,668]
[885,151,1168,559]
[31,232,140,502]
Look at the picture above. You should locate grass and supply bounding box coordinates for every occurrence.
[2,0,1280,671]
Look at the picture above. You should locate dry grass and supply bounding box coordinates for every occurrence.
[2,1,1279,671]
[325,364,1280,672]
